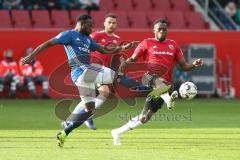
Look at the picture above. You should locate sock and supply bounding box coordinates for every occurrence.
[42,81,49,95]
[72,95,107,115]
[116,116,142,134]
[0,84,4,92]
[64,109,93,135]
[95,95,107,109]
[160,92,170,104]
[27,81,37,96]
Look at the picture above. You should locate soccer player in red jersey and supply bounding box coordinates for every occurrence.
[84,13,122,129]
[62,13,142,130]
[111,19,203,145]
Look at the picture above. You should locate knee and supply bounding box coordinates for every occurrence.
[140,111,154,123]
[85,101,96,113]
[98,85,110,97]
[140,115,151,123]
[40,76,48,82]
[25,76,32,83]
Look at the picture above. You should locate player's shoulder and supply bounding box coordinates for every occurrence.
[165,39,179,45]
[56,29,73,38]
[92,30,105,36]
[91,30,104,39]
[112,33,120,39]
[140,38,155,45]
[143,38,156,43]
[61,29,73,34]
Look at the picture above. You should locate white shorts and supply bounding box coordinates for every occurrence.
[75,64,115,103]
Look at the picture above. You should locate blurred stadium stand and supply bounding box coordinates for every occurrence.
[32,10,52,28]
[0,10,12,28]
[0,0,209,30]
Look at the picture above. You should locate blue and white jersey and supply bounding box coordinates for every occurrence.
[52,29,101,82]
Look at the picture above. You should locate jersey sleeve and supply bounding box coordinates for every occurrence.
[132,39,147,58]
[90,32,99,41]
[174,42,184,62]
[89,38,101,51]
[52,31,72,45]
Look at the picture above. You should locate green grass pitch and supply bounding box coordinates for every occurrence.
[0,98,240,160]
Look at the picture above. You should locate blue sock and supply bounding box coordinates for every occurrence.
[64,109,93,135]
[119,75,151,91]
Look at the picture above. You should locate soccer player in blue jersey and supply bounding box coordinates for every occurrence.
[21,14,137,147]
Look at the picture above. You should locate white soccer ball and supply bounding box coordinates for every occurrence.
[179,82,197,100]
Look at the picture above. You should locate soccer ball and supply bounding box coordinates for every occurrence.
[179,82,197,100]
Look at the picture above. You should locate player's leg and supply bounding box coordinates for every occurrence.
[150,77,178,110]
[111,77,178,145]
[83,64,116,128]
[62,84,110,129]
[34,75,49,98]
[0,77,5,98]
[24,76,38,98]
[117,74,151,91]
[57,101,96,147]
[111,96,164,145]
[57,69,98,147]
[84,84,110,130]
[9,75,20,98]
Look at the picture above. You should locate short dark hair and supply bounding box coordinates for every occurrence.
[153,18,168,26]
[76,14,92,23]
[105,13,117,19]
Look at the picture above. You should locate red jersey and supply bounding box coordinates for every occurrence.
[90,30,121,67]
[133,38,184,83]
[19,60,44,77]
[0,60,20,77]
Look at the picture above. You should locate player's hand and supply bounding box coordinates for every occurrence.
[118,56,127,73]
[193,58,203,67]
[121,41,139,51]
[20,55,34,65]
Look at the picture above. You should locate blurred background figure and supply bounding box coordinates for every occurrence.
[59,0,81,10]
[0,49,20,98]
[224,1,240,26]
[19,48,49,99]
[2,0,23,10]
[79,0,100,10]
[0,0,3,9]
[43,0,60,10]
[22,0,45,10]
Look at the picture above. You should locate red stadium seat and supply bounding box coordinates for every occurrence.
[115,0,134,11]
[172,0,192,11]
[70,10,88,23]
[99,0,115,11]
[152,0,172,12]
[91,11,106,28]
[12,10,32,28]
[185,12,207,29]
[91,11,129,29]
[32,10,52,28]
[51,10,71,28]
[113,11,129,28]
[146,11,165,27]
[0,10,12,28]
[128,12,148,28]
[133,0,153,11]
[165,11,186,29]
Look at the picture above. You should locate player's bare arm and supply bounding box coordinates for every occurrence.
[178,57,204,71]
[118,52,139,73]
[21,39,57,65]
[96,41,139,54]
